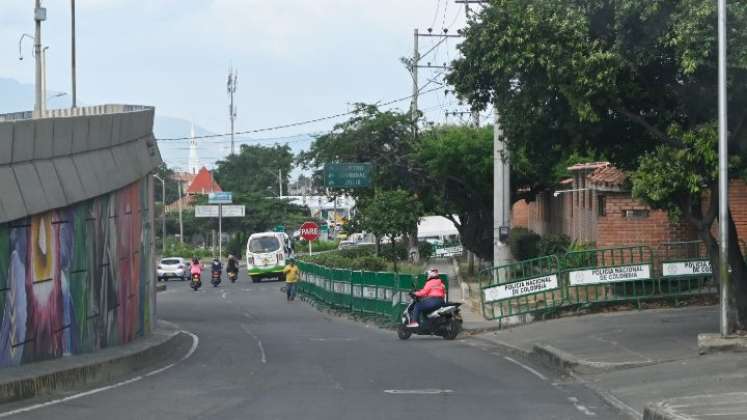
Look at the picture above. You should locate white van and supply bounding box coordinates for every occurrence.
[245,232,290,282]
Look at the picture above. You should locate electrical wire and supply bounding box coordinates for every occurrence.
[156,86,444,142]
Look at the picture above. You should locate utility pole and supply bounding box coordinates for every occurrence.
[227,69,238,155]
[278,168,283,198]
[411,28,420,132]
[33,0,46,116]
[177,181,184,244]
[71,0,77,108]
[717,0,732,336]
[153,174,166,255]
[494,110,511,266]
[41,46,48,111]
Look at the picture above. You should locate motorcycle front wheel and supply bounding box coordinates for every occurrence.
[397,325,412,340]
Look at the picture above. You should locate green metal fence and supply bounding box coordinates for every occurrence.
[479,243,720,322]
[297,261,449,322]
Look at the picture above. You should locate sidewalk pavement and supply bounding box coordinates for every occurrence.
[0,321,191,405]
[469,305,747,419]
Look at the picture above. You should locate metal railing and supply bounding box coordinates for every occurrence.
[0,104,153,122]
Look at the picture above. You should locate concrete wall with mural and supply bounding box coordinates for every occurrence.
[0,105,161,368]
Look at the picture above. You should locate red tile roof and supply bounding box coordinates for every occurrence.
[567,161,610,171]
[185,167,222,194]
[587,165,627,187]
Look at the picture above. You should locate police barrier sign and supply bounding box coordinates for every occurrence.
[569,264,651,286]
[662,260,712,277]
[483,274,559,303]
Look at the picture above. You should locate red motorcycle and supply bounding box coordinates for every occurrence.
[191,273,202,291]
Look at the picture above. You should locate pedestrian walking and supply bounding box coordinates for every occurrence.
[283,258,300,301]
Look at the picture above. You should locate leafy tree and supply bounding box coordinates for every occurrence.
[448,0,747,327]
[154,163,181,204]
[213,144,294,196]
[355,189,423,271]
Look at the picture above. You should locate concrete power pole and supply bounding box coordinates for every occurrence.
[33,0,46,116]
[227,69,238,155]
[494,110,512,266]
[411,28,420,132]
[177,181,184,244]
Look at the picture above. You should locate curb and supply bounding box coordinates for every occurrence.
[533,344,657,375]
[0,324,191,405]
[467,334,643,419]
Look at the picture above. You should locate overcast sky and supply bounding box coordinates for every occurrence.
[1,1,477,160]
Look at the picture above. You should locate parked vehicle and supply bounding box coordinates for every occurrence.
[157,257,189,282]
[246,232,288,283]
[397,292,462,340]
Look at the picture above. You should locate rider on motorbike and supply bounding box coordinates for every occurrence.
[211,257,222,275]
[407,268,446,328]
[226,254,239,275]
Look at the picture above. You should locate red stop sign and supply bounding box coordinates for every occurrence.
[300,221,320,241]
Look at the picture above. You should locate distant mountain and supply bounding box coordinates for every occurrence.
[0,77,312,174]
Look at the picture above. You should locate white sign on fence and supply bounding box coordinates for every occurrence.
[195,205,246,218]
[434,246,464,257]
[662,260,712,277]
[569,264,651,286]
[483,274,558,303]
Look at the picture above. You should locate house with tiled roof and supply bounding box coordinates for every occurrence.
[514,162,747,251]
[165,166,222,214]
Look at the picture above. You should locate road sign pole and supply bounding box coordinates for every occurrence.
[309,240,312,256]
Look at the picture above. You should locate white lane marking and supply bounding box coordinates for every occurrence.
[0,331,199,418]
[221,290,228,300]
[503,356,548,381]
[241,324,267,364]
[384,389,454,395]
[568,397,597,417]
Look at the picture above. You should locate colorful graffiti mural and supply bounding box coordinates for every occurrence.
[0,179,153,368]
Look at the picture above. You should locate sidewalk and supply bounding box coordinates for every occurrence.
[469,305,747,419]
[428,258,501,333]
[0,321,190,405]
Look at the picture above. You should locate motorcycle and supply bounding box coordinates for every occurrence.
[191,272,202,291]
[227,270,238,283]
[211,270,222,287]
[397,291,462,340]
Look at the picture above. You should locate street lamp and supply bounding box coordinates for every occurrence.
[153,174,166,255]
[717,0,731,337]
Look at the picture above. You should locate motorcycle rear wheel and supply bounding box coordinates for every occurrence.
[442,319,461,340]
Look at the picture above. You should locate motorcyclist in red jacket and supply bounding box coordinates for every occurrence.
[408,268,446,328]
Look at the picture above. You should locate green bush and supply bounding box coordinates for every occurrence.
[380,241,408,262]
[349,256,388,272]
[163,239,213,260]
[418,241,434,259]
[538,234,571,256]
[509,227,541,261]
[295,240,339,253]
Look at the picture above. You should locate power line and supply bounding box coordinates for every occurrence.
[156,86,444,142]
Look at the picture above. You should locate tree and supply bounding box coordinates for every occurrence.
[154,163,181,204]
[213,144,294,196]
[448,0,747,327]
[355,189,423,271]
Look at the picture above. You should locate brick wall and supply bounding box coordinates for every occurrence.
[596,193,697,250]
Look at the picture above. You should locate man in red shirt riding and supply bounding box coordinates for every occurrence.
[408,268,446,328]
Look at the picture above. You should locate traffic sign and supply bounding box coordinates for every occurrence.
[324,163,372,188]
[273,225,286,233]
[195,205,245,218]
[208,192,233,204]
[300,221,320,241]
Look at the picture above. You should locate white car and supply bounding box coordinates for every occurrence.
[246,232,288,283]
[157,257,190,281]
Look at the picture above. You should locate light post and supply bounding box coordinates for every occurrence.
[153,174,166,255]
[717,0,731,337]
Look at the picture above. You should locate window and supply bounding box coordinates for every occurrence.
[248,237,281,253]
[597,196,606,217]
[624,209,650,219]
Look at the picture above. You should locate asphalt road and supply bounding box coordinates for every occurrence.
[3,271,627,420]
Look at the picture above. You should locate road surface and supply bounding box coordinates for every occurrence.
[1,272,626,420]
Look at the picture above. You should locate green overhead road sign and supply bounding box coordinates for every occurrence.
[324,163,372,188]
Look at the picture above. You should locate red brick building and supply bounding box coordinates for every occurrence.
[512,162,747,251]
